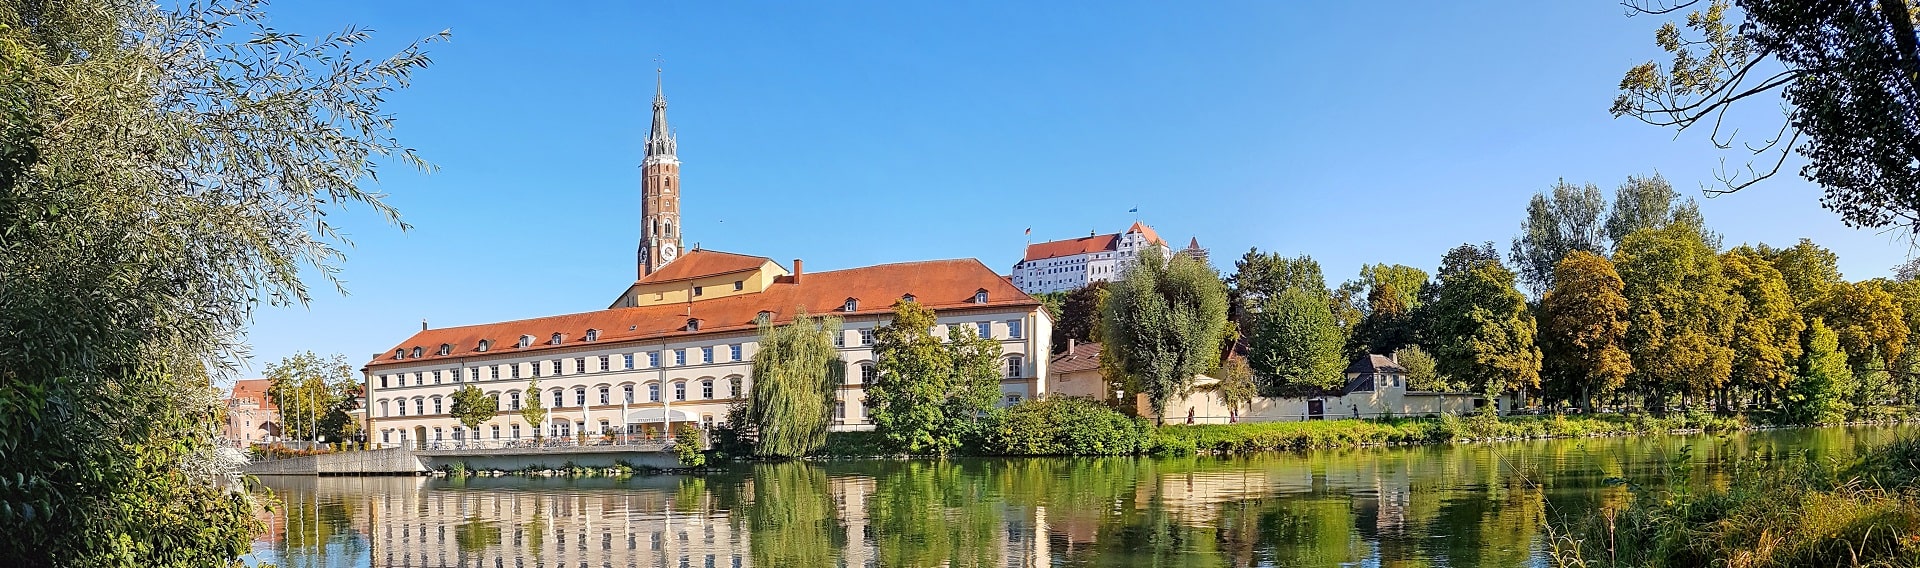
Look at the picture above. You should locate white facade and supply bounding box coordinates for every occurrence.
[1011,222,1173,295]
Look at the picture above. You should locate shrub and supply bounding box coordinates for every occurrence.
[985,397,1151,456]
[673,424,706,467]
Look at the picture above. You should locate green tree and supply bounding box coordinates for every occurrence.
[1228,249,1327,338]
[1615,0,1920,232]
[1393,345,1453,392]
[1511,179,1609,295]
[448,385,496,436]
[1427,245,1543,403]
[520,379,548,440]
[1539,251,1634,412]
[1785,318,1854,423]
[1355,263,1429,312]
[1248,287,1347,396]
[867,301,1004,455]
[1615,224,1736,410]
[1101,250,1231,422]
[748,313,844,458]
[1812,279,1910,373]
[1758,238,1844,309]
[1051,282,1108,353]
[1348,280,1416,358]
[0,1,442,563]
[1721,247,1806,406]
[265,351,354,443]
[1212,357,1259,418]
[1603,173,1718,251]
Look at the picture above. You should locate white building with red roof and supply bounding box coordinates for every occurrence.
[359,77,1053,449]
[1011,222,1174,295]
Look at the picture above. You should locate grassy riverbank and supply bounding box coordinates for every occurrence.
[1548,437,1920,567]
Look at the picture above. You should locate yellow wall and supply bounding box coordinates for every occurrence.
[625,260,787,307]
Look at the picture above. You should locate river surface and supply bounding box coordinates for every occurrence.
[245,424,1918,568]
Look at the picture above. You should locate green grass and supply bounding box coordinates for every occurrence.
[1152,412,1748,455]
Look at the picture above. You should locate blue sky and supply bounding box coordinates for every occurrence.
[238,1,1912,380]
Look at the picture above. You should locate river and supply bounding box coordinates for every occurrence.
[245,423,1918,567]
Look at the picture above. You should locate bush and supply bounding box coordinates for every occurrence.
[815,430,894,458]
[673,424,706,467]
[985,397,1151,456]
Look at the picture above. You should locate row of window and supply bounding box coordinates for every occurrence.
[378,415,724,445]
[376,379,735,418]
[378,346,744,389]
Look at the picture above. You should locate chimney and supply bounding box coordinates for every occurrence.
[792,259,803,284]
[1069,338,1077,356]
[421,319,428,331]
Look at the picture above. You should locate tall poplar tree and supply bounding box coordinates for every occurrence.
[1101,250,1230,422]
[1539,251,1633,412]
[1511,179,1608,296]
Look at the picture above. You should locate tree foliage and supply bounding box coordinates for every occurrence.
[1785,318,1854,423]
[1616,225,1735,404]
[520,379,547,440]
[747,313,844,459]
[448,385,495,434]
[1615,0,1920,231]
[264,351,355,443]
[1101,250,1230,422]
[866,300,1003,455]
[1539,251,1634,411]
[1758,238,1845,309]
[1511,179,1608,295]
[1813,279,1910,372]
[1392,345,1453,392]
[1248,287,1347,396]
[0,1,442,563]
[1427,244,1543,399]
[1051,282,1108,353]
[1722,247,1806,397]
[1604,173,1717,250]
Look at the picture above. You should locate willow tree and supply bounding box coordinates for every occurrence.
[748,313,844,459]
[0,1,442,565]
[1539,251,1633,412]
[1101,250,1230,422]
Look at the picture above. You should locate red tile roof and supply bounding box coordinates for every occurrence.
[635,249,775,285]
[229,378,278,411]
[368,258,1037,368]
[1023,234,1118,262]
[1126,221,1166,247]
[1048,342,1103,375]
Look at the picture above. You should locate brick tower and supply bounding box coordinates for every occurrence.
[638,69,682,279]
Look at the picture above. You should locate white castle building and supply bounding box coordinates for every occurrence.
[1010,222,1173,295]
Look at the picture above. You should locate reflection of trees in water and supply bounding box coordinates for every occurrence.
[866,460,1005,568]
[745,462,845,567]
[454,516,500,555]
[272,489,367,568]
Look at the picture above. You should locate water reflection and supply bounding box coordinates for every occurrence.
[247,424,1917,567]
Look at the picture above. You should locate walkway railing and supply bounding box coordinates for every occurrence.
[399,435,678,452]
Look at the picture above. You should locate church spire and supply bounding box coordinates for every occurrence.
[637,66,683,282]
[645,68,676,161]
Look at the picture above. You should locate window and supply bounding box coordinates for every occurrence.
[730,344,742,361]
[491,365,500,380]
[550,333,563,345]
[701,380,713,399]
[410,346,422,358]
[413,372,423,386]
[532,361,542,377]
[509,391,521,410]
[835,401,845,419]
[733,280,744,291]
[432,396,442,414]
[551,359,563,375]
[491,425,500,440]
[599,386,610,405]
[1007,319,1023,339]
[478,339,491,352]
[488,394,499,411]
[674,381,686,401]
[438,343,451,356]
[453,368,464,382]
[623,353,635,369]
[382,430,391,444]
[902,293,916,303]
[623,385,634,404]
[686,318,700,331]
[648,383,661,402]
[834,331,845,348]
[551,389,563,408]
[648,352,661,367]
[414,398,424,416]
[433,370,442,384]
[1007,356,1024,378]
[511,424,521,439]
[398,399,408,417]
[380,375,389,388]
[843,298,858,312]
[861,364,876,387]
[585,329,599,341]
[692,286,703,296]
[452,426,464,441]
[755,310,773,324]
[859,329,874,346]
[379,400,389,417]
[675,350,686,366]
[518,335,534,348]
[575,388,586,406]
[1006,393,1023,405]
[575,358,586,373]
[394,349,404,360]
[512,364,522,379]
[974,290,989,303]
[599,355,610,371]
[977,321,992,339]
[598,420,610,435]
[701,347,713,363]
[434,427,443,441]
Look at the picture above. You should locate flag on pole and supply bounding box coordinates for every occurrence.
[1128,207,1138,213]
[1024,228,1031,235]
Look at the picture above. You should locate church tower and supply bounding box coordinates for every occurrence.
[638,69,682,278]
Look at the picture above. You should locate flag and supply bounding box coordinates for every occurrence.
[1128,207,1138,213]
[1024,227,1031,235]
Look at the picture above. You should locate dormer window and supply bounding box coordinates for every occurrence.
[477,339,491,352]
[686,318,701,332]
[409,346,422,359]
[844,298,859,312]
[755,311,773,324]
[973,289,989,303]
[584,329,600,342]
[518,335,534,348]
[437,344,452,356]
[393,349,404,360]
[902,293,916,303]
[549,333,563,345]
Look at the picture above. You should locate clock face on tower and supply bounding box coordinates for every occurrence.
[661,243,678,262]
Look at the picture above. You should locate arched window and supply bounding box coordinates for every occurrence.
[431,396,442,415]
[623,384,634,404]
[550,333,563,345]
[410,346,422,358]
[755,311,773,324]
[413,398,424,416]
[1006,356,1024,378]
[551,389,564,408]
[508,391,521,410]
[396,399,407,417]
[673,381,687,401]
[701,379,714,399]
[861,364,876,387]
[686,318,700,332]
[844,298,858,312]
[477,339,491,352]
[574,387,586,406]
[393,349,404,360]
[379,400,389,417]
[598,386,610,405]
[437,343,452,356]
[902,293,916,303]
[974,289,989,303]
[518,335,534,348]
[585,329,600,342]
[647,382,661,402]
